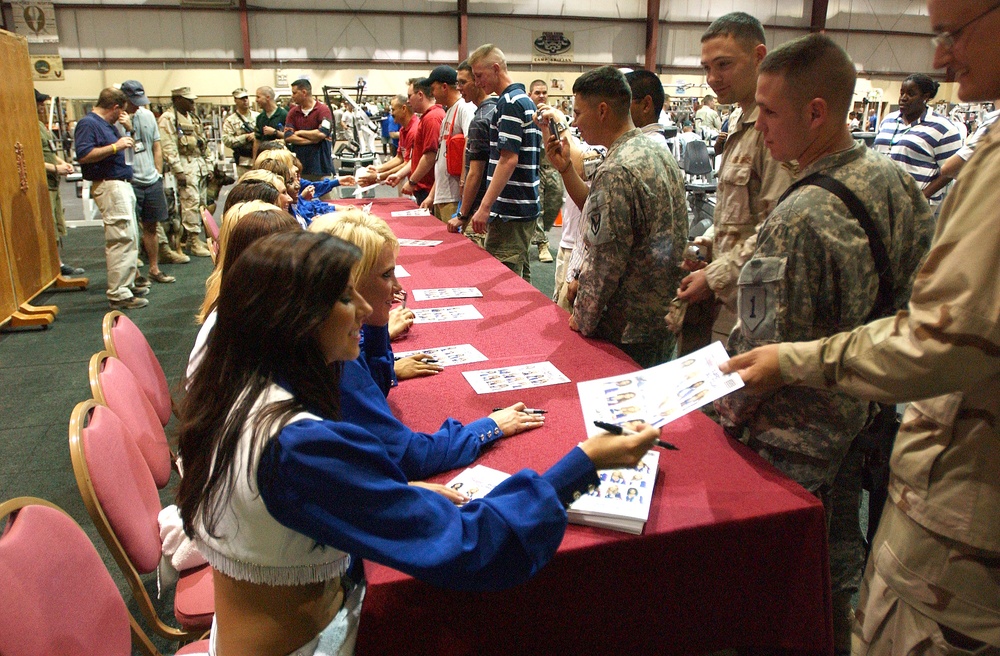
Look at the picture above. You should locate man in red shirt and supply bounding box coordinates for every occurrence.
[388,78,443,206]
[358,94,419,186]
[283,78,335,182]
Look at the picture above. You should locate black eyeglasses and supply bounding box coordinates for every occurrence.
[931,1,1000,49]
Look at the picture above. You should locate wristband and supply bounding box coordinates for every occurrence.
[112,144,118,154]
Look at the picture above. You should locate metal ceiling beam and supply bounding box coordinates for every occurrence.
[239,0,251,68]
[811,0,829,32]
[458,0,468,63]
[644,0,659,72]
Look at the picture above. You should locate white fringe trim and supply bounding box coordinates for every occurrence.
[197,540,351,586]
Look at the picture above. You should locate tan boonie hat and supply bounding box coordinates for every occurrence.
[171,86,198,100]
[232,87,249,99]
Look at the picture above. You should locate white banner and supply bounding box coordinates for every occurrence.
[13,2,59,43]
[532,31,573,63]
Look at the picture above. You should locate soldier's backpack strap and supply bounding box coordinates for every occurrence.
[777,172,895,321]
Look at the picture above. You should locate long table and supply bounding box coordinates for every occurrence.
[334,198,833,655]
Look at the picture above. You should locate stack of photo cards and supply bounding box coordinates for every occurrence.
[567,448,660,534]
[411,305,483,324]
[577,341,744,435]
[390,208,433,218]
[397,238,443,247]
[411,287,483,301]
[444,450,660,535]
[393,344,488,367]
[462,361,570,394]
[444,465,511,501]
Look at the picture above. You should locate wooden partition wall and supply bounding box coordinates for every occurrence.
[0,29,86,329]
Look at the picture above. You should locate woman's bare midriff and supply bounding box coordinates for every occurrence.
[212,569,345,656]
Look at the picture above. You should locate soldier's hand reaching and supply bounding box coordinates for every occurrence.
[719,344,784,395]
[676,269,712,303]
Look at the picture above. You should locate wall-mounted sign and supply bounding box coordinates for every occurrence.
[31,55,64,81]
[532,31,573,63]
[13,2,59,43]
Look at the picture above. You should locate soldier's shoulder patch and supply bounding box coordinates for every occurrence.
[584,189,612,245]
[737,256,786,341]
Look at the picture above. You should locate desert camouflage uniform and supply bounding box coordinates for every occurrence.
[158,107,211,237]
[677,104,794,354]
[39,120,66,237]
[573,128,687,367]
[532,146,565,246]
[221,108,259,177]
[779,125,1000,652]
[716,141,933,617]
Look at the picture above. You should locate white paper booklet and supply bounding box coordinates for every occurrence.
[567,448,660,535]
[394,265,410,278]
[411,305,483,324]
[577,341,743,435]
[411,287,483,301]
[393,343,488,367]
[390,208,433,217]
[444,465,512,501]
[462,361,570,394]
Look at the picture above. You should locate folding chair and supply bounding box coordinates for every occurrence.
[0,497,209,656]
[90,350,174,488]
[103,310,174,426]
[202,208,220,258]
[69,400,214,643]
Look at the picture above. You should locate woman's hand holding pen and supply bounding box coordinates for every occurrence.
[579,422,660,470]
[409,481,468,505]
[394,353,443,380]
[489,402,546,437]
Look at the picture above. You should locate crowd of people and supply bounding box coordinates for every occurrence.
[35,0,1000,651]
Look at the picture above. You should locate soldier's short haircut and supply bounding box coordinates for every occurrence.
[529,79,547,91]
[701,12,765,49]
[759,33,856,120]
[457,59,472,73]
[468,44,507,71]
[572,66,632,120]
[290,79,312,93]
[408,77,432,98]
[703,94,715,104]
[624,69,664,116]
[97,87,127,109]
[256,86,276,100]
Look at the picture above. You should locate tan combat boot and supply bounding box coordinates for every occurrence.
[187,235,212,258]
[159,243,191,264]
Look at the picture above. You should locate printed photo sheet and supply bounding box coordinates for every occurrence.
[462,361,570,395]
[444,465,512,501]
[390,208,433,217]
[397,238,443,247]
[577,341,744,435]
[411,287,483,301]
[393,343,488,367]
[411,305,483,324]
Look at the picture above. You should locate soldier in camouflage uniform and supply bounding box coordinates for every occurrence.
[221,87,258,178]
[528,80,563,263]
[724,3,1000,652]
[714,35,934,652]
[549,66,687,368]
[158,86,212,258]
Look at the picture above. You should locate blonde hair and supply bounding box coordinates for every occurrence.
[468,44,507,70]
[254,149,297,172]
[198,200,281,323]
[308,209,399,284]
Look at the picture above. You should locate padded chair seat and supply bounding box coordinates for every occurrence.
[685,182,718,193]
[176,640,212,654]
[174,563,215,630]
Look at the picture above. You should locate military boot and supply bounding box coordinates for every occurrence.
[159,243,190,264]
[186,234,212,258]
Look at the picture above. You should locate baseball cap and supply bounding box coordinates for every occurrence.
[425,65,457,86]
[121,80,149,106]
[232,87,249,99]
[34,89,50,104]
[171,86,198,100]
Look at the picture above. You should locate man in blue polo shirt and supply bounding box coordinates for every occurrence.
[75,87,148,310]
[284,78,335,184]
[469,44,541,282]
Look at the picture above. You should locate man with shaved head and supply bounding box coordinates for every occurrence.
[714,33,934,651]
[724,2,1000,652]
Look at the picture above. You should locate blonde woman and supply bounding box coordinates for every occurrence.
[256,149,355,225]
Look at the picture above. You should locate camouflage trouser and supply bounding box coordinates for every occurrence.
[748,435,865,597]
[854,503,1000,655]
[179,167,208,236]
[533,165,564,244]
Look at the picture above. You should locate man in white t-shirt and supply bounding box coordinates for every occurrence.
[424,66,474,223]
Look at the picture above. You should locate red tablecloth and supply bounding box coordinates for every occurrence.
[334,198,833,655]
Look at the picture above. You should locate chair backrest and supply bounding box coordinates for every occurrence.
[682,139,714,177]
[69,400,200,644]
[90,350,174,488]
[202,207,220,241]
[103,311,173,426]
[0,497,133,656]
